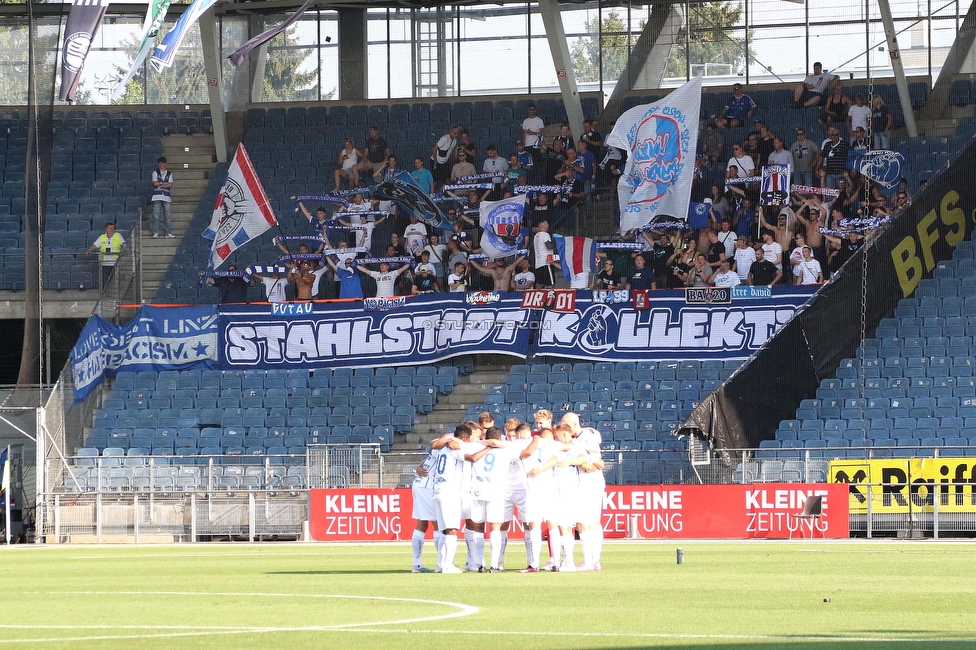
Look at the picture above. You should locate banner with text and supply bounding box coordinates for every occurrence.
[533,287,817,361]
[830,457,976,514]
[308,483,849,541]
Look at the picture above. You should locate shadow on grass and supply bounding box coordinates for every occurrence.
[266,570,413,575]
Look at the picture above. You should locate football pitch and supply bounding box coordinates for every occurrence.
[1,541,975,649]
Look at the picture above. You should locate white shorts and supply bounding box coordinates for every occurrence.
[433,492,462,531]
[554,478,580,528]
[470,498,506,524]
[460,494,473,522]
[577,472,606,525]
[412,486,437,522]
[504,487,527,523]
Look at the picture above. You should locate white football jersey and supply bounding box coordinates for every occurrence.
[432,446,466,495]
[506,438,533,489]
[471,445,518,502]
[413,451,437,490]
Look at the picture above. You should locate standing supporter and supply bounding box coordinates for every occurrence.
[732,235,754,283]
[847,94,871,135]
[819,85,851,124]
[576,140,597,196]
[514,140,534,176]
[532,220,559,288]
[648,231,675,289]
[86,221,125,288]
[513,258,535,290]
[448,261,470,292]
[760,229,783,272]
[430,126,459,192]
[521,104,545,166]
[705,229,728,271]
[505,155,527,194]
[470,256,523,292]
[795,192,827,265]
[358,261,409,298]
[625,253,654,291]
[208,264,250,304]
[150,157,174,238]
[754,122,775,168]
[288,261,317,301]
[727,143,755,179]
[794,244,824,285]
[715,219,737,260]
[553,123,573,150]
[458,129,477,161]
[334,138,362,191]
[849,127,869,152]
[251,268,287,303]
[741,133,761,169]
[359,126,391,177]
[789,129,820,188]
[412,264,438,294]
[403,215,429,258]
[795,61,839,107]
[871,96,894,150]
[422,234,448,290]
[410,157,434,195]
[450,149,476,184]
[539,137,567,183]
[819,127,849,189]
[767,137,793,173]
[715,83,756,128]
[326,255,364,299]
[732,197,757,238]
[712,259,741,287]
[748,246,782,286]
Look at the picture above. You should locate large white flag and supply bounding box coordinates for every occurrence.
[204,144,277,269]
[607,76,702,234]
[479,195,526,260]
[112,0,172,101]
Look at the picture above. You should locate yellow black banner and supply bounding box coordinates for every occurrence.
[830,458,976,513]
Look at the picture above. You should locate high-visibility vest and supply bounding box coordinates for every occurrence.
[98,232,124,265]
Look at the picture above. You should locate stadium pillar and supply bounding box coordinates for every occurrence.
[199,9,229,163]
[338,8,367,101]
[920,0,976,121]
[538,0,584,145]
[877,0,918,137]
[597,1,682,132]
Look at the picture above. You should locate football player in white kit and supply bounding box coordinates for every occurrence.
[460,421,487,571]
[410,434,452,572]
[465,426,520,572]
[498,422,534,571]
[561,413,606,571]
[431,423,479,573]
[520,426,564,572]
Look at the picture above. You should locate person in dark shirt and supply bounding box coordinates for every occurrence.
[647,232,675,289]
[748,246,782,286]
[592,258,622,290]
[705,230,727,270]
[412,265,438,294]
[211,264,250,304]
[625,254,655,290]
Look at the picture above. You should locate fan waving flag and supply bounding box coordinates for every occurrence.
[479,195,526,260]
[205,144,276,269]
[554,234,598,283]
[371,171,456,232]
[607,76,702,234]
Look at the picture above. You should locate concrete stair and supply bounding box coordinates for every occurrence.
[392,367,511,451]
[139,134,217,301]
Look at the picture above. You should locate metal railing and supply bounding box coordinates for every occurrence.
[848,483,976,539]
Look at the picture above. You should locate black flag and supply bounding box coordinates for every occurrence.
[59,0,110,102]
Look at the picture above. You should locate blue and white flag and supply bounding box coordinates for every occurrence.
[372,171,456,232]
[760,164,791,205]
[688,202,709,228]
[479,195,526,260]
[112,0,172,100]
[150,0,221,71]
[854,150,906,189]
[607,76,702,234]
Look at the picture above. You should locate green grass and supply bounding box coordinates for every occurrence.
[1,541,975,649]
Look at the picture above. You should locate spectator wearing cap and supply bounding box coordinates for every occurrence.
[732,235,755,283]
[715,83,756,129]
[794,61,839,108]
[789,129,820,188]
[412,263,438,294]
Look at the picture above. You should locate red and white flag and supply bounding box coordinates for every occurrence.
[204,144,276,269]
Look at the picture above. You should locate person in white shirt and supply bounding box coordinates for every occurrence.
[250,269,287,303]
[795,245,824,284]
[726,143,755,178]
[482,145,509,183]
[430,126,459,192]
[761,230,783,271]
[358,261,409,297]
[422,234,448,289]
[498,422,535,572]
[562,413,606,571]
[447,262,469,292]
[766,137,794,173]
[337,210,386,254]
[531,220,559,288]
[403,216,429,257]
[512,258,535,290]
[521,104,545,153]
[465,426,521,572]
[847,94,871,135]
[431,424,484,573]
[712,259,741,287]
[410,436,451,573]
[732,235,755,282]
[794,61,839,107]
[521,425,564,571]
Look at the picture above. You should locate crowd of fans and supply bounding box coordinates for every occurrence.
[212,75,915,303]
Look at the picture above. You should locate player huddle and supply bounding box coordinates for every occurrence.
[411,410,606,573]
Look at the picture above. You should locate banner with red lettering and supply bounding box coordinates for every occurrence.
[308,484,848,541]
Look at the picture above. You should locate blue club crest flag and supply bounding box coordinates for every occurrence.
[607,76,702,234]
[479,195,526,260]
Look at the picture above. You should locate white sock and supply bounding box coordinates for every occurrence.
[548,528,561,565]
[411,529,425,567]
[489,530,502,569]
[475,533,485,568]
[464,529,476,567]
[579,529,592,566]
[561,530,575,566]
[594,527,604,565]
[443,534,458,568]
[499,531,509,566]
[530,527,543,568]
[433,532,444,569]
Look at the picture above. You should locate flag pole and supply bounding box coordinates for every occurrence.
[4,445,10,546]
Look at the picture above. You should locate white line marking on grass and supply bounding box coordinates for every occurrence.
[68,551,412,559]
[0,591,478,643]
